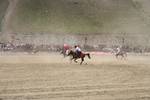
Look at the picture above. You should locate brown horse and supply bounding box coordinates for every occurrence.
[60,44,70,57]
[67,50,91,65]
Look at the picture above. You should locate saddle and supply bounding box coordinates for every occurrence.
[76,51,84,58]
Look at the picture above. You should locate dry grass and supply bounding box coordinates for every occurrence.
[0,52,150,100]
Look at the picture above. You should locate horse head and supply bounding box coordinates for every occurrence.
[66,49,73,56]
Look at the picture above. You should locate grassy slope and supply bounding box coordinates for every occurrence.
[0,0,8,31]
[1,0,150,34]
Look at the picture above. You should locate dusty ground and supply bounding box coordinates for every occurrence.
[0,52,150,100]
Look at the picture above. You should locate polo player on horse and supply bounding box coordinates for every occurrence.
[115,46,127,59]
[67,45,91,65]
[74,45,82,57]
[61,43,70,57]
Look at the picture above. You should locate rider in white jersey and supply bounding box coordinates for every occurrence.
[74,45,82,56]
[116,47,121,54]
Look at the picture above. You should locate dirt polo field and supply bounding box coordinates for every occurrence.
[0,52,150,100]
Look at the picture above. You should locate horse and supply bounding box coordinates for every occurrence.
[67,50,91,65]
[115,51,127,60]
[60,44,70,57]
[60,49,68,57]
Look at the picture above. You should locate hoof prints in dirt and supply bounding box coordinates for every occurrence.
[0,84,150,100]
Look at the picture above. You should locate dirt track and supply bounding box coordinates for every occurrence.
[0,52,150,100]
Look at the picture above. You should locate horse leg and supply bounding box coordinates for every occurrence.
[123,54,127,60]
[63,53,65,58]
[121,53,126,60]
[121,55,124,60]
[74,58,78,63]
[80,58,84,65]
[116,54,118,59]
[124,53,127,60]
[86,53,91,59]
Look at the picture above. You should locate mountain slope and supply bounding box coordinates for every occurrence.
[0,0,8,31]
[1,0,150,34]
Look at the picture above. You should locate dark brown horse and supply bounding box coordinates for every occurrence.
[67,50,91,65]
[115,51,127,60]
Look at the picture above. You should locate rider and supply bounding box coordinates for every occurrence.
[62,44,70,56]
[116,46,121,55]
[74,45,82,57]
[63,44,69,52]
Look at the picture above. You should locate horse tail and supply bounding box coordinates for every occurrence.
[86,53,91,59]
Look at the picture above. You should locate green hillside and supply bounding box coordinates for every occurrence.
[0,0,8,31]
[1,0,150,34]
